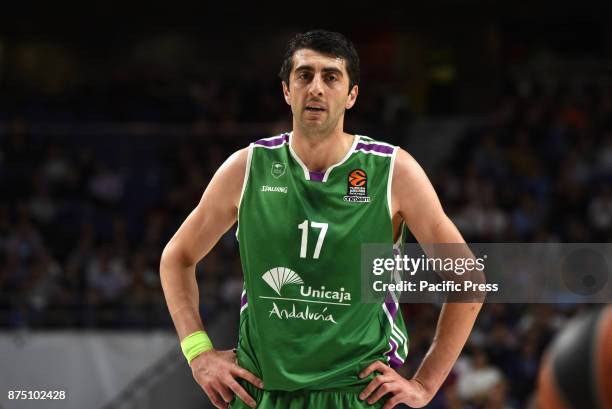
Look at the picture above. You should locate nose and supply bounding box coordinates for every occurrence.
[308,74,324,97]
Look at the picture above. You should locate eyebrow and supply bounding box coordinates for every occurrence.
[294,65,344,76]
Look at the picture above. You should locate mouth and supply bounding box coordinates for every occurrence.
[305,104,326,112]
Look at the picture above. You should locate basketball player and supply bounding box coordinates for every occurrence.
[160,30,482,409]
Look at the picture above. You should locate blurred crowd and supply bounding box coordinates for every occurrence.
[1,77,611,408]
[0,119,258,328]
[440,81,612,243]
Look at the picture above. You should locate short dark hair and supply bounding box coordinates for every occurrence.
[279,30,360,92]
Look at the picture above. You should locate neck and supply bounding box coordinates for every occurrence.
[291,123,355,172]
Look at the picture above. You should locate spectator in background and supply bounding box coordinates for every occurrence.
[85,245,128,326]
[124,250,162,327]
[457,348,510,408]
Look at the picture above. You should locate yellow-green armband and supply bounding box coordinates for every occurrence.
[181,331,213,364]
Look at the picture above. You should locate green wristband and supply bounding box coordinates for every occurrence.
[181,331,213,364]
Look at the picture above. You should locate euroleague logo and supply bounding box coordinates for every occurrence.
[349,169,367,187]
[344,168,371,202]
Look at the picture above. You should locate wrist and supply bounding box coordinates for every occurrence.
[180,330,213,364]
[410,377,436,400]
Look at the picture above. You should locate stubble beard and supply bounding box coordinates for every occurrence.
[295,109,343,140]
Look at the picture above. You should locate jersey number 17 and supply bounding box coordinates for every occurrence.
[297,220,328,259]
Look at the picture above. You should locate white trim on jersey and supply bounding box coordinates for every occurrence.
[256,134,286,142]
[235,143,254,239]
[382,301,397,331]
[355,138,396,157]
[252,134,289,150]
[287,132,312,180]
[287,132,362,182]
[240,289,248,314]
[321,135,361,182]
[387,146,399,222]
[391,339,406,363]
[382,268,408,355]
[358,138,395,148]
[392,324,408,344]
[383,302,407,364]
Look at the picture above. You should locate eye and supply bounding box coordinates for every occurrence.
[297,72,311,80]
[326,74,338,82]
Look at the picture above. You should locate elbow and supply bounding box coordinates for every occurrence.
[159,241,186,279]
[159,244,173,280]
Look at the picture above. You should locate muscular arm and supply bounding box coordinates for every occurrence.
[391,148,482,399]
[160,148,248,340]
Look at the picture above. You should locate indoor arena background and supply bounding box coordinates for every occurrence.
[1,3,611,409]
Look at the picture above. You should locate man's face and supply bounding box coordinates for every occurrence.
[282,49,358,135]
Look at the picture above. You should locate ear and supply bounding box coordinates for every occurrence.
[345,84,359,110]
[282,81,291,106]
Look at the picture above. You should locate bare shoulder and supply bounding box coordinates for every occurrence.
[391,147,441,219]
[392,148,431,192]
[199,146,250,210]
[218,146,249,178]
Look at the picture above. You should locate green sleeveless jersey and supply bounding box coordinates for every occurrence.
[235,132,408,392]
